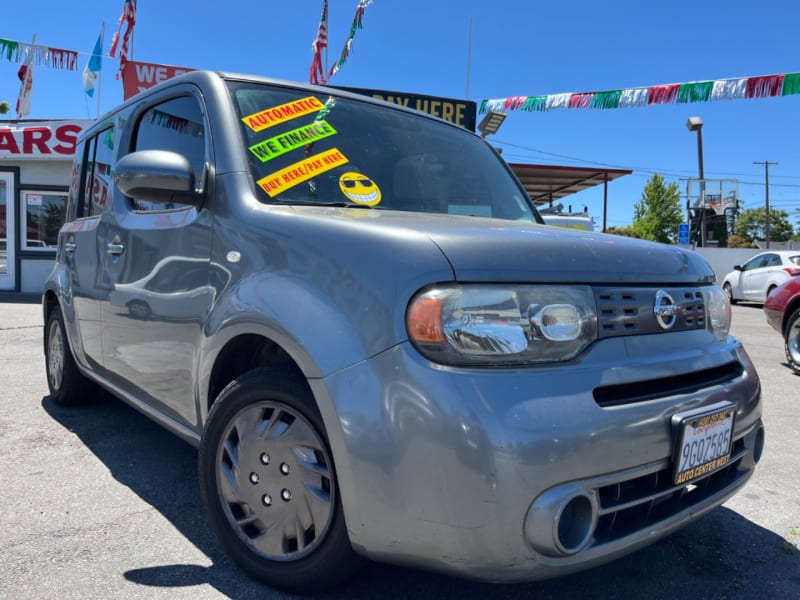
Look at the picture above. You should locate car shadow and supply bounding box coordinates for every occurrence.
[779,362,800,376]
[43,393,800,600]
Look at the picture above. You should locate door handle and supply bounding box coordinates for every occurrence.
[64,241,77,253]
[107,242,125,256]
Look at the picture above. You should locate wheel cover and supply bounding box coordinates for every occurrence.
[47,319,65,392]
[215,400,335,561]
[788,316,800,366]
[129,301,149,318]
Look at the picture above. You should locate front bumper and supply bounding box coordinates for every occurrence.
[311,330,763,582]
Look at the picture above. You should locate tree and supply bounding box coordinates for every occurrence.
[726,234,755,248]
[632,173,683,243]
[0,101,10,115]
[733,208,794,243]
[606,225,641,238]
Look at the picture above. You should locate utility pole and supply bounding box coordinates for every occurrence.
[754,161,778,248]
[686,117,705,246]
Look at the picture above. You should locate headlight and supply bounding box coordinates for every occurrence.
[406,285,598,366]
[704,285,731,342]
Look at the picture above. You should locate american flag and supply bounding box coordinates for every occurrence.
[309,0,328,85]
[109,0,137,78]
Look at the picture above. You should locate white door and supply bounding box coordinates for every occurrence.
[0,172,15,290]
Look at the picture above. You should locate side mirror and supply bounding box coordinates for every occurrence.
[114,150,203,207]
[733,265,742,271]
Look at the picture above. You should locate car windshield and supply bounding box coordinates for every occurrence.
[228,80,538,222]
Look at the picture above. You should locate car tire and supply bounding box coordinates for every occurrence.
[128,300,151,319]
[198,368,363,593]
[784,308,800,375]
[45,305,98,406]
[723,283,737,305]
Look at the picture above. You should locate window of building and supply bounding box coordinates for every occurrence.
[22,190,67,250]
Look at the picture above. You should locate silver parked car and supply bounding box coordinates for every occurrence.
[721,250,800,304]
[42,71,764,593]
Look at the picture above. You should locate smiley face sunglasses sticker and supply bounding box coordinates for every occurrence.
[338,172,382,206]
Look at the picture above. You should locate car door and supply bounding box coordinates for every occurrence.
[58,132,113,368]
[100,91,214,428]
[744,253,778,301]
[740,254,767,301]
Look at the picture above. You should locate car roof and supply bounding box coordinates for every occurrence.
[80,69,464,140]
[751,250,800,257]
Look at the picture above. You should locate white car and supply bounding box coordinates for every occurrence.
[722,250,800,304]
[109,257,230,320]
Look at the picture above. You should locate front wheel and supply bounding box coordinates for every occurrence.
[45,305,98,405]
[723,282,737,305]
[198,368,362,593]
[784,308,800,374]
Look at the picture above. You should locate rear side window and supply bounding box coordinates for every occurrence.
[764,254,781,268]
[73,126,115,219]
[132,95,206,212]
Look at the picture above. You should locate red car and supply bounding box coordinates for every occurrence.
[764,277,800,374]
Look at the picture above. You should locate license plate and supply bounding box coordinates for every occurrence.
[673,403,735,485]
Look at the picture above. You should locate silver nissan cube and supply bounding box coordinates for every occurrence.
[42,70,764,593]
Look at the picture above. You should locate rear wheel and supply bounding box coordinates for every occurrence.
[723,283,737,305]
[785,308,800,374]
[45,306,98,405]
[198,368,363,593]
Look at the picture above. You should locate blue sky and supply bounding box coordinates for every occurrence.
[2,0,800,230]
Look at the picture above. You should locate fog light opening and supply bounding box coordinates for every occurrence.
[555,494,595,555]
[753,426,765,464]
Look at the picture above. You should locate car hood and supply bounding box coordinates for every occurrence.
[289,207,715,285]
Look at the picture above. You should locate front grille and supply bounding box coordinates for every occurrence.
[593,361,744,407]
[591,436,748,547]
[595,287,706,338]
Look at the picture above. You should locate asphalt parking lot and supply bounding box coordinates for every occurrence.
[0,300,798,600]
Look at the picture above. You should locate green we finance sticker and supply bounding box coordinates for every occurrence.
[249,119,338,163]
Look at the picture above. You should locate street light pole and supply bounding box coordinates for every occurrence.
[754,161,778,249]
[686,117,705,246]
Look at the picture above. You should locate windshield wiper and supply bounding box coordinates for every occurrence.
[282,201,374,209]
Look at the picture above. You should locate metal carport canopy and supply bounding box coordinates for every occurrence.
[508,163,632,232]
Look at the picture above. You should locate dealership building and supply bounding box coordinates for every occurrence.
[0,119,91,296]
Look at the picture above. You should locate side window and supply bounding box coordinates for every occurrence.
[68,138,86,220]
[75,126,114,219]
[764,254,781,267]
[91,129,115,215]
[743,256,765,271]
[132,95,206,212]
[80,136,97,216]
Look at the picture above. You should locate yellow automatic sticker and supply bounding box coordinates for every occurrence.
[249,120,337,163]
[258,148,349,197]
[338,172,382,206]
[242,96,325,132]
